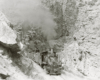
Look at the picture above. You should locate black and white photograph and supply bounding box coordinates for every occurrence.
[0,0,100,80]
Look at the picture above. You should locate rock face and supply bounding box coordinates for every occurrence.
[0,12,21,54]
[57,0,100,79]
[74,0,100,77]
[0,12,17,44]
[0,12,33,80]
[0,12,19,78]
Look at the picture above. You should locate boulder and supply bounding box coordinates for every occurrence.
[0,12,20,53]
[0,12,17,44]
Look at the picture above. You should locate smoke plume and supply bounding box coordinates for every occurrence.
[0,0,57,40]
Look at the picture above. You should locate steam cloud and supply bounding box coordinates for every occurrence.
[0,0,57,40]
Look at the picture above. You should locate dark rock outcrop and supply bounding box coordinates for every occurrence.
[0,73,10,79]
